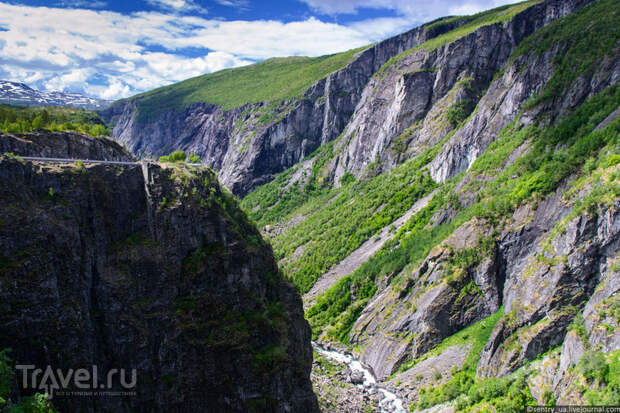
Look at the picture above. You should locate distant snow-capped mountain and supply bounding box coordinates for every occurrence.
[0,80,110,110]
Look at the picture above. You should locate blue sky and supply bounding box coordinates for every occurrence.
[0,0,515,100]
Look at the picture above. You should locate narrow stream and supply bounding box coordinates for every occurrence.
[312,342,406,413]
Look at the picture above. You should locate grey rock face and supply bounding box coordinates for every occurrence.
[336,0,598,184]
[477,201,620,378]
[0,130,134,161]
[524,253,618,405]
[0,135,318,412]
[101,17,465,196]
[429,0,620,183]
[347,219,500,380]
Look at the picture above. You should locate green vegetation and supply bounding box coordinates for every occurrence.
[159,150,187,163]
[2,153,24,163]
[568,313,588,345]
[0,349,9,406]
[578,350,609,383]
[267,143,439,294]
[241,140,337,227]
[182,242,224,275]
[514,0,620,109]
[376,0,542,77]
[580,350,620,405]
[313,352,341,377]
[307,83,620,342]
[0,349,55,412]
[0,105,110,136]
[126,47,368,123]
[450,373,535,412]
[406,308,536,412]
[446,100,475,127]
[306,186,454,341]
[339,172,356,185]
[188,152,202,163]
[159,150,202,164]
[398,308,503,375]
[252,345,288,372]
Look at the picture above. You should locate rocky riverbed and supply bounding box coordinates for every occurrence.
[312,342,406,413]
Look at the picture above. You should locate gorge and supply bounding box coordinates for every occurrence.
[0,0,619,411]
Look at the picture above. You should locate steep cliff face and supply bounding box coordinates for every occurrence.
[102,17,466,195]
[0,130,133,161]
[0,132,318,412]
[103,0,596,197]
[237,0,619,410]
[332,0,598,184]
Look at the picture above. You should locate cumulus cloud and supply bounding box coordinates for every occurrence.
[0,2,382,100]
[0,0,517,101]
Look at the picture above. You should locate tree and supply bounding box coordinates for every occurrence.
[32,115,44,130]
[40,109,50,124]
[89,124,107,136]
[188,153,202,163]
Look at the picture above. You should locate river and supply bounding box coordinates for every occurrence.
[312,342,406,413]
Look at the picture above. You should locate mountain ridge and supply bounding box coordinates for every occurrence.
[234,0,618,410]
[101,10,470,195]
[102,0,597,198]
[0,80,110,110]
[3,0,617,411]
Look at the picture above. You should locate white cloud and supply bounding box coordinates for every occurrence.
[347,16,413,40]
[213,0,249,7]
[0,0,517,101]
[57,0,107,8]
[0,3,384,100]
[146,0,207,14]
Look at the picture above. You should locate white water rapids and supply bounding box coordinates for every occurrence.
[312,342,406,413]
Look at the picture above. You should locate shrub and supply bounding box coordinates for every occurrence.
[446,100,475,127]
[188,152,202,163]
[578,350,609,383]
[159,150,187,163]
[339,172,356,185]
[89,124,108,136]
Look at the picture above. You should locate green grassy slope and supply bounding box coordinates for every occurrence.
[123,47,367,123]
[375,0,543,77]
[307,84,620,342]
[241,0,620,343]
[241,140,441,294]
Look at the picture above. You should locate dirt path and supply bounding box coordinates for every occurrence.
[303,190,437,310]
